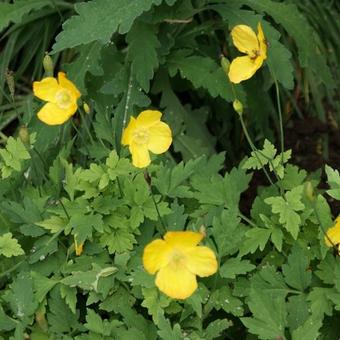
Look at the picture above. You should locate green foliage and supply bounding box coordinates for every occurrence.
[127,21,161,92]
[52,0,162,53]
[0,232,24,257]
[265,186,305,239]
[0,136,30,178]
[168,54,234,101]
[325,165,340,200]
[243,139,291,179]
[241,288,286,339]
[0,0,52,31]
[0,0,339,339]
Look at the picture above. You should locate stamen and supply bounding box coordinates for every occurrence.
[56,89,72,109]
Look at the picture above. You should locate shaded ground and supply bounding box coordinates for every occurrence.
[241,116,340,216]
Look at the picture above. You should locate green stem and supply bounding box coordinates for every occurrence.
[0,260,25,278]
[273,78,285,169]
[58,198,70,220]
[144,170,166,234]
[239,114,275,187]
[116,177,123,198]
[0,131,8,142]
[71,119,91,157]
[231,84,283,187]
[79,108,95,145]
[267,61,285,171]
[238,212,257,228]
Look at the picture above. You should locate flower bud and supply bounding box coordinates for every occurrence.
[18,125,30,145]
[233,99,243,115]
[75,241,84,256]
[5,69,15,99]
[199,225,206,238]
[305,181,314,201]
[43,53,54,76]
[83,102,90,114]
[221,56,230,75]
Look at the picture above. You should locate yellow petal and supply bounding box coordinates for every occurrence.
[257,23,267,60]
[164,231,203,248]
[155,263,197,299]
[325,218,340,247]
[148,121,172,154]
[33,77,61,103]
[143,239,172,274]
[228,55,263,84]
[184,246,218,277]
[231,25,259,55]
[136,110,162,127]
[58,72,81,100]
[37,102,76,125]
[129,142,151,168]
[122,116,137,145]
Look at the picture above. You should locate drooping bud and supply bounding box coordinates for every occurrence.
[305,181,314,201]
[74,236,84,256]
[221,56,230,76]
[233,99,243,115]
[83,102,90,114]
[199,225,206,238]
[18,125,30,145]
[43,53,54,76]
[5,69,15,100]
[35,304,48,332]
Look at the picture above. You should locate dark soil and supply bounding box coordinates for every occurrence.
[240,116,340,217]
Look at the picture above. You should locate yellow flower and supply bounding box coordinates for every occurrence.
[325,217,340,250]
[228,23,267,84]
[143,231,218,300]
[33,72,81,125]
[122,110,172,168]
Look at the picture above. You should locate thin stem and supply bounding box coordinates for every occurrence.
[58,199,70,220]
[0,260,24,278]
[50,0,64,21]
[239,114,276,188]
[71,119,91,157]
[31,148,49,182]
[267,61,285,170]
[238,213,257,228]
[231,84,282,187]
[123,72,133,128]
[79,108,94,145]
[274,78,285,169]
[0,131,8,142]
[116,177,123,198]
[144,170,166,234]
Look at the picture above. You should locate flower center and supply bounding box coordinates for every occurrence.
[169,249,186,267]
[250,49,261,60]
[132,128,149,145]
[56,89,72,109]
